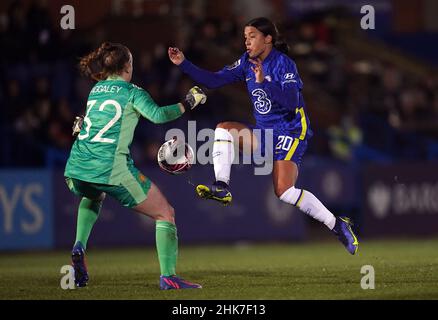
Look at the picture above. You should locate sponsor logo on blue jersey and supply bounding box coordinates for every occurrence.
[251,89,272,114]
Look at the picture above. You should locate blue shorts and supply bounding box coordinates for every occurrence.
[249,125,308,166]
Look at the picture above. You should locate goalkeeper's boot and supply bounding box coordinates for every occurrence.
[160,275,202,290]
[71,242,89,287]
[196,180,232,205]
[332,217,359,255]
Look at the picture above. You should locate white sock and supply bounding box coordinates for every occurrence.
[279,186,336,230]
[212,128,235,185]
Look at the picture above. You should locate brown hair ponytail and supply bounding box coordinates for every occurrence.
[79,42,131,81]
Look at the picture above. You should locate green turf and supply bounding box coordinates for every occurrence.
[1,239,437,300]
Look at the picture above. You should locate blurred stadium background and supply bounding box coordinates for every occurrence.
[0,0,437,299]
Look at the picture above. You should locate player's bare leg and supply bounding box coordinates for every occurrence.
[196,121,257,205]
[274,161,359,255]
[134,183,201,289]
[133,182,175,223]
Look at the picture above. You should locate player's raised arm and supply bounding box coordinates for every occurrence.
[132,84,206,124]
[168,47,244,89]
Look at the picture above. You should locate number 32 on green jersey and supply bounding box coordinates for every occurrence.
[78,99,122,143]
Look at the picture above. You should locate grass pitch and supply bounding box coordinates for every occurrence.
[1,238,437,300]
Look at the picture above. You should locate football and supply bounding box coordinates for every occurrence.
[157,137,194,175]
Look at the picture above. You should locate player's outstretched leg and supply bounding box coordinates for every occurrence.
[275,161,359,255]
[196,125,238,205]
[332,216,359,255]
[196,180,232,205]
[71,242,89,287]
[280,186,359,255]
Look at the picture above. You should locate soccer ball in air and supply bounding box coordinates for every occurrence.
[157,137,194,175]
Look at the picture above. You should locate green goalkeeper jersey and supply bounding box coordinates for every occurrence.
[65,76,182,185]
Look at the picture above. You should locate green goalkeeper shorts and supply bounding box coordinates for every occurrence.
[65,167,152,208]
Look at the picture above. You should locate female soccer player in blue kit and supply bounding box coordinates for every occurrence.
[169,17,358,254]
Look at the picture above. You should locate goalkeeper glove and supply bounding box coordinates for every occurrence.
[181,86,207,112]
[72,115,84,137]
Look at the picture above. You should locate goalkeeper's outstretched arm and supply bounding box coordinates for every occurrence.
[133,85,207,124]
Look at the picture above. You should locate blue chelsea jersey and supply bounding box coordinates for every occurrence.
[179,48,313,140]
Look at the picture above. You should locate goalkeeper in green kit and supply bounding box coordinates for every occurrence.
[65,42,206,290]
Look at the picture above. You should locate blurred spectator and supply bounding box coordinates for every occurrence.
[232,0,274,22]
[328,115,363,162]
[48,98,74,149]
